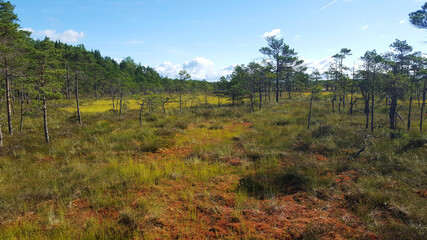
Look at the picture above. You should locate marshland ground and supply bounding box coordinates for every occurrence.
[0,94,425,239]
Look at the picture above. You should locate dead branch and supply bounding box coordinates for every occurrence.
[348,134,371,160]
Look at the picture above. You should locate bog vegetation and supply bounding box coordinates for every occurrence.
[0,1,426,239]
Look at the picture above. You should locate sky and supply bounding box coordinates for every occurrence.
[11,0,427,81]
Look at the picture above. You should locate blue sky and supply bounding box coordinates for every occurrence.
[12,0,426,80]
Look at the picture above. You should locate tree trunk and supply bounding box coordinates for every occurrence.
[420,79,426,134]
[250,93,254,113]
[332,95,336,113]
[5,57,12,135]
[389,91,398,132]
[93,68,98,99]
[43,95,49,143]
[119,92,123,116]
[350,70,355,116]
[308,79,318,129]
[363,92,369,129]
[276,60,279,102]
[179,92,182,111]
[307,92,313,130]
[0,123,2,147]
[264,82,267,100]
[139,104,143,125]
[75,67,82,125]
[205,91,208,108]
[20,91,23,133]
[341,59,346,111]
[259,85,262,110]
[112,90,115,116]
[407,80,414,131]
[66,65,70,101]
[332,98,335,113]
[41,62,49,143]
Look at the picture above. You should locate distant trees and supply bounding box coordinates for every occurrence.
[307,70,321,129]
[332,48,352,113]
[260,36,302,102]
[360,50,383,133]
[178,70,191,111]
[0,1,220,144]
[0,0,426,146]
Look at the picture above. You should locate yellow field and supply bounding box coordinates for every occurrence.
[61,95,231,113]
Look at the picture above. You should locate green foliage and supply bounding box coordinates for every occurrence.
[409,2,427,29]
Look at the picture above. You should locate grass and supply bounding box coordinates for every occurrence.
[0,93,426,239]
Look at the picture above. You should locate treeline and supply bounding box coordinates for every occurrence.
[216,3,426,136]
[1,0,426,145]
[217,37,426,138]
[0,1,214,144]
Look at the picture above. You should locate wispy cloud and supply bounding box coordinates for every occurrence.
[295,34,302,40]
[318,0,339,11]
[262,29,282,39]
[361,25,369,30]
[48,17,58,22]
[399,20,405,24]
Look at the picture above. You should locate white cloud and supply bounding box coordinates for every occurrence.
[399,19,405,24]
[19,27,34,33]
[123,39,144,45]
[183,57,215,79]
[156,61,181,78]
[156,57,235,81]
[35,29,85,44]
[303,57,334,74]
[361,24,369,30]
[305,57,364,75]
[263,29,282,39]
[114,58,123,64]
[295,34,302,40]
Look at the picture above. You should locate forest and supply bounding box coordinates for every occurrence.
[0,1,426,239]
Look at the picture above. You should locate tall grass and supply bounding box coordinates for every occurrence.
[0,95,425,239]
